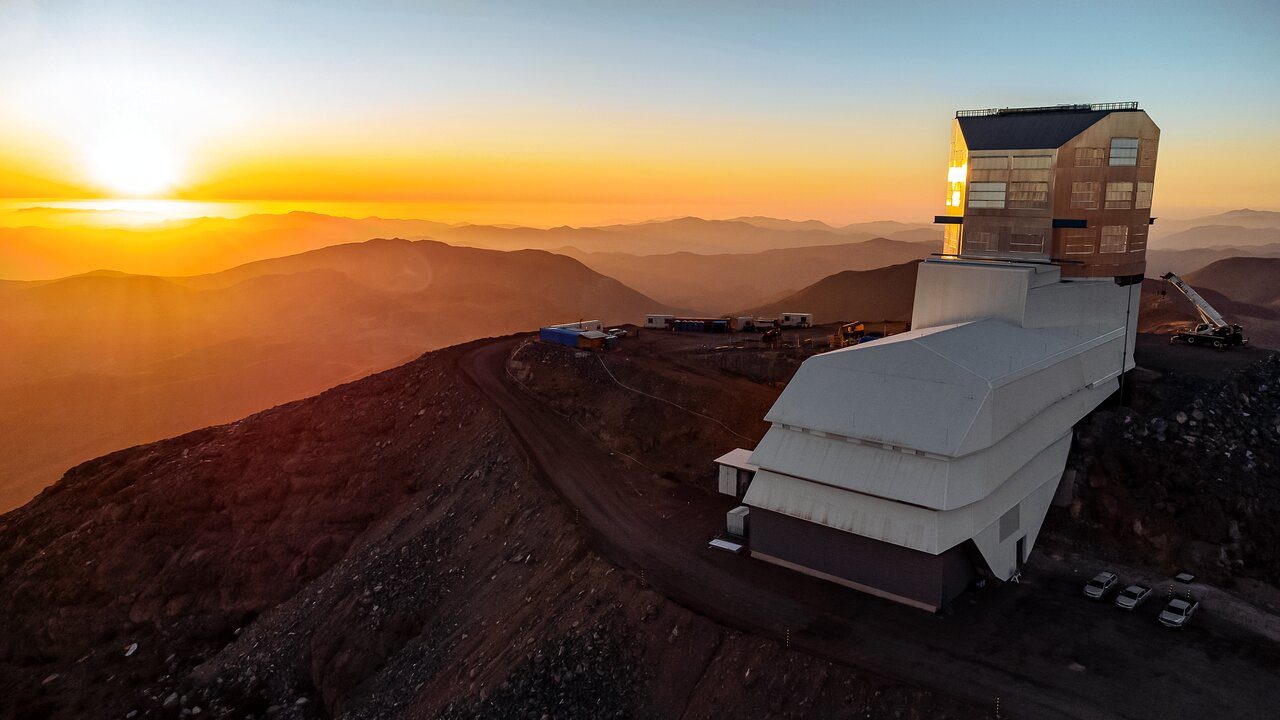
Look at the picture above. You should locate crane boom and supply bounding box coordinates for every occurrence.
[1160,272,1228,329]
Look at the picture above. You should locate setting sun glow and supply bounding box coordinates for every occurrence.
[84,127,185,197]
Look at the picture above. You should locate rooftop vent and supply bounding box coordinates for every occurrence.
[955,102,1139,118]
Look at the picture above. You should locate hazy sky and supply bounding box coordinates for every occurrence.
[1,0,1277,225]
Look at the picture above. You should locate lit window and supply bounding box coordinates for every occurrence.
[1007,182,1049,209]
[1075,147,1105,167]
[947,165,967,183]
[1100,225,1128,253]
[1109,137,1139,166]
[1070,181,1099,210]
[1063,229,1096,255]
[1105,182,1134,209]
[1135,182,1154,209]
[968,182,1006,208]
[951,190,961,206]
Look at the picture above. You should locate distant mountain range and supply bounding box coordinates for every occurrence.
[0,208,942,281]
[559,237,935,313]
[0,239,671,511]
[1150,209,1280,251]
[737,260,921,324]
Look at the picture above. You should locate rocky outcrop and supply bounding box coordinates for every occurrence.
[1069,353,1280,585]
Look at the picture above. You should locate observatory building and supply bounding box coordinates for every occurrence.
[739,103,1158,611]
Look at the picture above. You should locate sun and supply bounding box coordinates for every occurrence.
[84,128,186,198]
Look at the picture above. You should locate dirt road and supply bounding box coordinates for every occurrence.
[460,336,1280,720]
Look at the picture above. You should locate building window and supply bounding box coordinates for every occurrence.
[1109,137,1139,166]
[1007,182,1049,209]
[1100,225,1128,253]
[1008,233,1045,254]
[1011,155,1052,169]
[1135,182,1154,209]
[1070,181,1100,210]
[1105,182,1134,209]
[968,182,1006,208]
[1075,147,1105,167]
[969,155,1010,182]
[1010,156,1052,183]
[1062,229,1096,255]
[966,230,998,251]
[1129,226,1148,253]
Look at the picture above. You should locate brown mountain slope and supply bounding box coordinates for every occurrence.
[0,340,978,720]
[1184,256,1280,308]
[738,260,921,324]
[0,239,670,511]
[560,238,936,312]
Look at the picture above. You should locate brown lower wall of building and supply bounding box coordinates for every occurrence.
[750,508,975,610]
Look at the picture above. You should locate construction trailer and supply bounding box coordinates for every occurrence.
[737,102,1158,611]
[736,316,757,332]
[644,314,675,329]
[538,320,613,350]
[779,313,812,328]
[671,317,734,333]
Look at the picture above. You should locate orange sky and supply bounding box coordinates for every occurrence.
[1,2,1278,228]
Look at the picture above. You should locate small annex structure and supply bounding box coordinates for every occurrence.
[738,103,1158,612]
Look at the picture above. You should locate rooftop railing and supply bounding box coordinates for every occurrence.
[956,102,1139,118]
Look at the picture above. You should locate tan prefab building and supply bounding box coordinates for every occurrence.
[937,102,1159,279]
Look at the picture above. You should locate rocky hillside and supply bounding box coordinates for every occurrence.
[1068,352,1280,588]
[0,339,979,720]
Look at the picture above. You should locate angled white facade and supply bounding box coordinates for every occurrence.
[743,259,1141,608]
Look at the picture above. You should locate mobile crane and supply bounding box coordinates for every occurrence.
[1160,272,1248,350]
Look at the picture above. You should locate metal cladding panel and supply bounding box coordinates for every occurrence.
[750,376,1115,511]
[745,470,937,551]
[749,427,950,508]
[539,327,581,347]
[750,507,972,610]
[745,430,1070,564]
[763,317,1114,458]
[913,260,1056,330]
[714,447,758,472]
[763,325,986,457]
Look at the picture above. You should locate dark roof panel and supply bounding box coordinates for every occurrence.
[958,109,1122,151]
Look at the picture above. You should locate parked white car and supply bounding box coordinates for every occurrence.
[1159,598,1200,628]
[1114,585,1151,610]
[1083,571,1119,599]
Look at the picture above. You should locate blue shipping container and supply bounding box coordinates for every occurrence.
[540,326,582,347]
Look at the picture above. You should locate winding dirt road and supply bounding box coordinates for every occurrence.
[460,336,1280,720]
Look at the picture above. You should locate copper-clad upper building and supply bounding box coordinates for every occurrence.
[937,102,1159,278]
